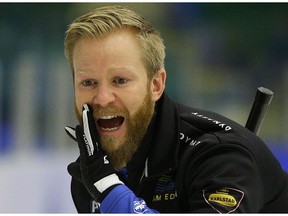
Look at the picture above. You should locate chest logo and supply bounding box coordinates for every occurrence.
[152,174,178,202]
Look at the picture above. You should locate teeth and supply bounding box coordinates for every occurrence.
[99,115,118,120]
[97,115,122,132]
[101,126,119,131]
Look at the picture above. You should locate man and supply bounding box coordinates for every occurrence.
[64,5,288,213]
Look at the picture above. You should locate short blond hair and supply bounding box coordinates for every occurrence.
[64,5,165,79]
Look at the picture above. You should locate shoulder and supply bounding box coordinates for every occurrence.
[159,94,256,150]
[173,99,267,159]
[160,94,240,133]
[177,103,243,134]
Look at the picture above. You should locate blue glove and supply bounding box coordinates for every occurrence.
[65,104,123,202]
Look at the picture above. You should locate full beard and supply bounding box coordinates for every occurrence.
[74,91,155,171]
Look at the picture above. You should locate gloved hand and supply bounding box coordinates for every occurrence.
[65,104,123,202]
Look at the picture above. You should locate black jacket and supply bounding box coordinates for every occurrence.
[69,93,288,213]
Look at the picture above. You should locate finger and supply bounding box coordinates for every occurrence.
[65,126,77,141]
[83,103,90,112]
[82,109,95,155]
[83,105,101,151]
[67,162,83,184]
[75,125,93,159]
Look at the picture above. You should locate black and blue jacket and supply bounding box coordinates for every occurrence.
[68,93,288,213]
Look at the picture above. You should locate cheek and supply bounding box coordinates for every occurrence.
[124,88,149,116]
[74,90,88,114]
[74,91,81,110]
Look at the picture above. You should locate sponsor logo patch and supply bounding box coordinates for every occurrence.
[203,187,244,213]
[133,200,148,213]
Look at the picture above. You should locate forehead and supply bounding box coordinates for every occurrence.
[72,29,147,75]
[75,30,140,58]
[74,29,140,54]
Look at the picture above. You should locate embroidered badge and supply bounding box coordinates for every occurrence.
[203,187,244,213]
[152,174,178,202]
[133,200,149,213]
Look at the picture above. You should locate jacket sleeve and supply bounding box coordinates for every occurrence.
[179,140,265,213]
[100,185,159,213]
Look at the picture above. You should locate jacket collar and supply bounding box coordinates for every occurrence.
[127,93,180,178]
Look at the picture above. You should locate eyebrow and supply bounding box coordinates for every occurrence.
[74,66,137,76]
[109,67,134,73]
[75,70,92,74]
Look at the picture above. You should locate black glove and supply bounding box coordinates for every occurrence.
[65,104,123,202]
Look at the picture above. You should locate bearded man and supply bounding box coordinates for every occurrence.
[64,5,288,213]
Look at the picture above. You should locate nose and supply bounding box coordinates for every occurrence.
[93,83,116,107]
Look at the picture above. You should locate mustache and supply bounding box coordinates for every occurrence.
[92,105,129,119]
[74,103,129,124]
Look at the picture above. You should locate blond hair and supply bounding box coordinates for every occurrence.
[64,5,165,79]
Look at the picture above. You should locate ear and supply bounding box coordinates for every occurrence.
[150,69,166,102]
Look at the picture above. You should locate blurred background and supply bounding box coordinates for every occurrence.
[0,2,287,213]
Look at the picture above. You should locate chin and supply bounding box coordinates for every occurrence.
[100,136,124,153]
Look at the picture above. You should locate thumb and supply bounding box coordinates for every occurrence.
[67,161,83,184]
[65,126,77,142]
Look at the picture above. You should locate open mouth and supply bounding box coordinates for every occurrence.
[97,115,125,132]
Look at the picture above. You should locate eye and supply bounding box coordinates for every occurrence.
[82,80,95,87]
[114,77,128,85]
